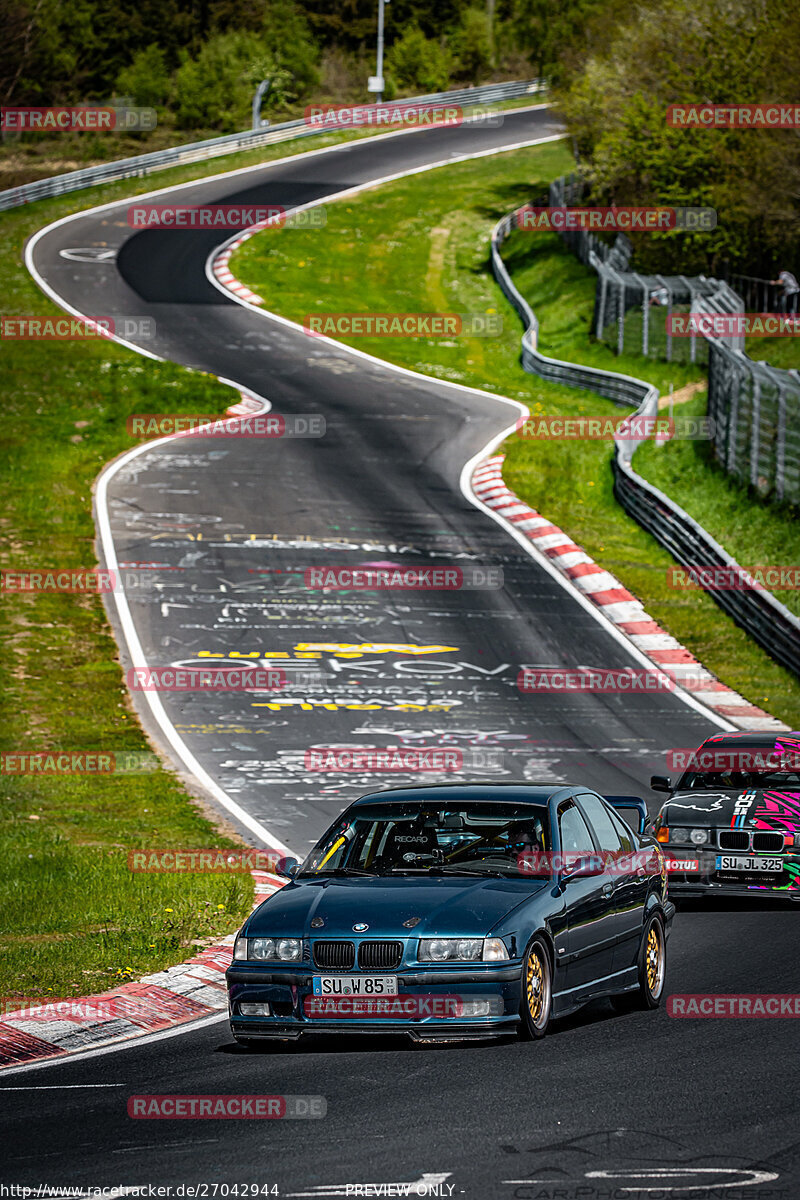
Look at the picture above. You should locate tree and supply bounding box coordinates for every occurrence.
[450,7,492,82]
[558,0,800,273]
[0,0,97,104]
[115,45,171,109]
[504,0,624,84]
[174,32,259,129]
[387,23,452,93]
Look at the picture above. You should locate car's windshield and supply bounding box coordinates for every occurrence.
[678,768,800,790]
[300,801,550,877]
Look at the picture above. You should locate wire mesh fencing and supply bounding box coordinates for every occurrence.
[540,173,800,505]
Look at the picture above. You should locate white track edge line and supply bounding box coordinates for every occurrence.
[92,410,296,855]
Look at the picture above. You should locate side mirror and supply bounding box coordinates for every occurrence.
[650,775,672,794]
[275,856,300,879]
[561,854,604,881]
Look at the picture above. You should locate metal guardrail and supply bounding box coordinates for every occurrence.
[0,80,545,213]
[613,457,800,678]
[492,192,800,680]
[492,206,658,412]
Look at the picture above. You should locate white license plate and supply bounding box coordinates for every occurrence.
[312,975,398,996]
[716,856,783,872]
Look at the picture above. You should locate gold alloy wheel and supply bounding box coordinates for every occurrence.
[526,946,546,1024]
[645,922,664,996]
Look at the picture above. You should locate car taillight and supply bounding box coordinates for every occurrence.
[656,828,669,843]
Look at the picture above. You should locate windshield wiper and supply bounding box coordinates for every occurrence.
[376,864,511,877]
[436,863,515,877]
[384,867,437,874]
[302,866,379,877]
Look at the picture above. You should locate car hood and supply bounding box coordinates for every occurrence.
[664,788,800,832]
[245,874,548,938]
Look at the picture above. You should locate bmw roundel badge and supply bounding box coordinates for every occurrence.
[352,922,369,932]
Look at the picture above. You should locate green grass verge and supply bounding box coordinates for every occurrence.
[2,203,258,1006]
[745,335,800,370]
[231,138,800,729]
[0,344,256,999]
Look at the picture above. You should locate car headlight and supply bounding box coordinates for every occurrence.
[422,938,453,962]
[418,937,506,962]
[241,937,303,962]
[251,937,276,960]
[690,828,709,845]
[419,937,482,961]
[671,827,690,844]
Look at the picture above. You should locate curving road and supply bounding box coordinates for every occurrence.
[4,106,800,1197]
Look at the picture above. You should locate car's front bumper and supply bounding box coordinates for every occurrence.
[225,963,524,1042]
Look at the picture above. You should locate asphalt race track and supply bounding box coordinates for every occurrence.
[5,106,800,1197]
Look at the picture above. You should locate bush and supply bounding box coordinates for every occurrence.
[115,45,171,111]
[450,8,493,83]
[558,0,800,275]
[260,0,320,97]
[387,24,452,94]
[173,33,292,130]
